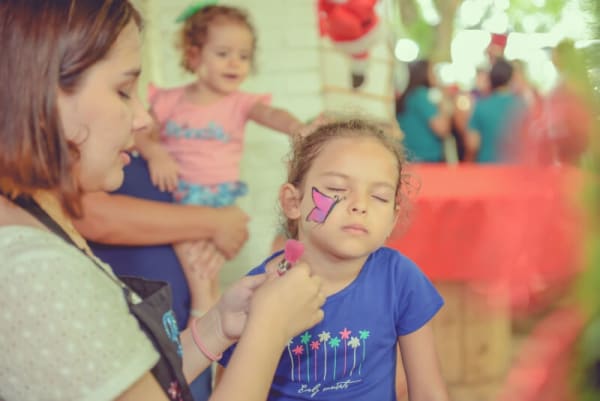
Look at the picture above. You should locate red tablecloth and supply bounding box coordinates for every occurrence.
[386,164,583,304]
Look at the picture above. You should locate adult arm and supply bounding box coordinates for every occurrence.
[466,102,482,158]
[75,191,249,259]
[180,264,325,400]
[415,87,452,138]
[428,98,452,138]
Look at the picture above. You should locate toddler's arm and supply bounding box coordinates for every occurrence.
[248,103,306,137]
[134,113,180,192]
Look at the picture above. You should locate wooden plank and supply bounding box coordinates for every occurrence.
[463,284,511,383]
[431,282,464,383]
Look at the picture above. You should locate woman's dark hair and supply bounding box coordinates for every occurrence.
[489,58,514,90]
[395,59,431,114]
[0,0,142,217]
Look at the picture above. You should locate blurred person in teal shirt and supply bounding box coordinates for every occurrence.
[396,59,452,162]
[467,59,524,163]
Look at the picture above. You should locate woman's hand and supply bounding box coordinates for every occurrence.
[216,263,325,342]
[249,263,324,340]
[216,274,268,341]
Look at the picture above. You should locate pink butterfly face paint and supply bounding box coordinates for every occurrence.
[306,187,341,224]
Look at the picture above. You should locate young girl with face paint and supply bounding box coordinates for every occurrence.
[218,119,449,401]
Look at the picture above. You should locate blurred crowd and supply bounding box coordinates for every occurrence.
[394,38,595,168]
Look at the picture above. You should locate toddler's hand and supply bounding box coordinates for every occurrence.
[147,146,180,192]
[297,113,329,138]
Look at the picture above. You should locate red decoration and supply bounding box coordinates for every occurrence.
[317,0,381,88]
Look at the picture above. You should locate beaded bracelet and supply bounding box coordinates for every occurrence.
[190,317,223,361]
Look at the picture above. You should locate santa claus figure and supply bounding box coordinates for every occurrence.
[318,0,381,89]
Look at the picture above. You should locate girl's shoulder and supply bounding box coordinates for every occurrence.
[367,247,425,277]
[249,250,283,276]
[371,246,413,265]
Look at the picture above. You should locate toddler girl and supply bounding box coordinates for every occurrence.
[136,4,314,316]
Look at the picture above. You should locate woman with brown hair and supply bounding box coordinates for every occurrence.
[0,1,324,401]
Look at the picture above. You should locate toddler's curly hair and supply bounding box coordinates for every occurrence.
[178,5,256,73]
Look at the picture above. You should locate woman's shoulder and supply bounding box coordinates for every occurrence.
[0,225,64,255]
[0,225,111,283]
[0,227,160,401]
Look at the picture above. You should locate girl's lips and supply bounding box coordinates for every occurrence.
[342,224,368,234]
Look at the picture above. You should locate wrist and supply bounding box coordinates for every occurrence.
[188,205,218,240]
[146,142,167,159]
[245,310,289,348]
[192,308,234,358]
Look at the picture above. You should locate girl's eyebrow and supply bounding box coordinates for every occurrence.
[320,172,395,190]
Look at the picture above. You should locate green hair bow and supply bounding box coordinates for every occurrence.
[175,0,218,23]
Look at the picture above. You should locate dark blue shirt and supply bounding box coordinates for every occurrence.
[89,154,192,331]
[220,247,444,401]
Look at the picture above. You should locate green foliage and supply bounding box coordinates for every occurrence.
[573,1,600,399]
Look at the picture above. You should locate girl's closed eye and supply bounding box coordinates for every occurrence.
[372,195,390,203]
[326,187,346,193]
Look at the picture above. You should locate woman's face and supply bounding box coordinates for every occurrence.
[58,21,152,193]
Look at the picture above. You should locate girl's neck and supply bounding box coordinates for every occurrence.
[301,245,369,297]
[186,81,231,105]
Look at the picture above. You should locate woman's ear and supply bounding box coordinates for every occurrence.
[279,183,302,220]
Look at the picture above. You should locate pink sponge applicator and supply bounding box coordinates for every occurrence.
[284,239,304,264]
[277,239,305,275]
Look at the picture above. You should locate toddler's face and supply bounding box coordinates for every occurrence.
[195,23,253,96]
[296,136,399,261]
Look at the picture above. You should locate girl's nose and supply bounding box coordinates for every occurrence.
[351,205,367,214]
[348,193,368,215]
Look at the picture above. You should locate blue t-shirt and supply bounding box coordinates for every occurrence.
[89,154,192,331]
[468,91,523,163]
[220,247,444,401]
[397,86,444,162]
